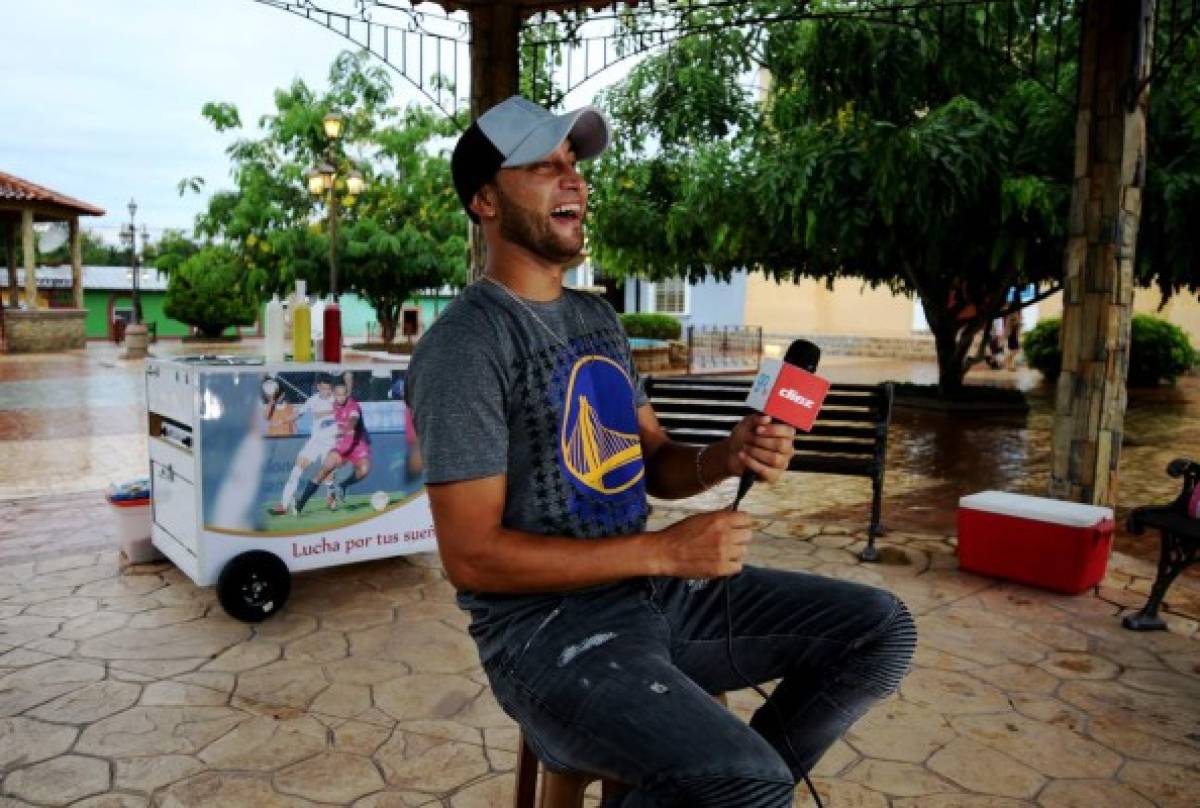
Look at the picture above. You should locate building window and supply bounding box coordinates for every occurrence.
[651,277,689,315]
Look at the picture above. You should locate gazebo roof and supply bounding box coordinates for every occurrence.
[0,171,105,218]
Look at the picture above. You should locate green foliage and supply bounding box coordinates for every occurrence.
[146,229,200,274]
[619,313,682,340]
[189,50,468,342]
[585,3,1196,394]
[587,9,1076,392]
[1021,319,1063,380]
[1137,32,1200,300]
[36,229,127,267]
[1024,316,1198,386]
[163,246,260,338]
[1129,315,1199,385]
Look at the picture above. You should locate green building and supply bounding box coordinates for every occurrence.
[2,264,456,343]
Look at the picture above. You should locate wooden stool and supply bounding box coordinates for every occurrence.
[512,732,626,808]
[512,693,728,808]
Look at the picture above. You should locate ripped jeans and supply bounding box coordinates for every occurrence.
[477,566,917,807]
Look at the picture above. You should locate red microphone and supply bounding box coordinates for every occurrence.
[732,340,829,508]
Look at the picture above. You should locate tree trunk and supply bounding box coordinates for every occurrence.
[919,287,982,397]
[1049,0,1151,506]
[467,4,520,283]
[930,318,975,396]
[378,304,399,344]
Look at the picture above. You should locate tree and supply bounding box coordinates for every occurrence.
[189,51,468,342]
[144,229,201,272]
[587,3,1196,394]
[1137,33,1200,301]
[163,246,260,338]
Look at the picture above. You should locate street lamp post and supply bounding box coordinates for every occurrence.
[306,112,366,362]
[120,199,151,359]
[120,199,149,325]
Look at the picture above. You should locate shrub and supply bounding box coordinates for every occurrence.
[163,246,260,339]
[619,313,682,340]
[1022,319,1063,380]
[1023,315,1198,385]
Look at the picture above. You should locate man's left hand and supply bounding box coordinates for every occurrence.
[725,414,796,483]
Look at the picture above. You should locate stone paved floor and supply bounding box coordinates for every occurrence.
[2,343,1198,805]
[1,475,1198,807]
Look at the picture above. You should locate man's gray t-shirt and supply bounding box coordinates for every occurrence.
[405,280,650,654]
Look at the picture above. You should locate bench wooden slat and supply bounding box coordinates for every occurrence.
[792,439,878,456]
[792,455,879,475]
[655,408,885,427]
[645,375,894,560]
[651,393,884,411]
[650,379,882,394]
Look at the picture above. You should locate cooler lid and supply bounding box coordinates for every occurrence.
[959,491,1113,528]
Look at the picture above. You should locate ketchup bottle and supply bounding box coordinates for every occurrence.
[322,298,342,363]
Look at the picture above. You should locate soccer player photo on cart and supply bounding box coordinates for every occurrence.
[200,367,425,536]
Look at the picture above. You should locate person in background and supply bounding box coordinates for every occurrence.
[1004,309,1023,371]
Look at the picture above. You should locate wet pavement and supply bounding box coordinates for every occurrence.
[0,342,1195,565]
[0,341,1197,806]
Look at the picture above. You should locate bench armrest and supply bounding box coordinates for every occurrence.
[1166,458,1199,480]
[1166,457,1199,514]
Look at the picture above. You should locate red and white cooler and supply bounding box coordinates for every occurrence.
[957,491,1115,594]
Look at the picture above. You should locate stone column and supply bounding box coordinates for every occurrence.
[467,3,521,282]
[69,217,83,309]
[1050,0,1154,506]
[21,209,36,310]
[5,220,17,308]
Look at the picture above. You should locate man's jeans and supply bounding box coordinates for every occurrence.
[480,566,917,807]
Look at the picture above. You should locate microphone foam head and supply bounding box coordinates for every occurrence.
[783,339,821,372]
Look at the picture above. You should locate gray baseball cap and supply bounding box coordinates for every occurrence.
[452,96,610,222]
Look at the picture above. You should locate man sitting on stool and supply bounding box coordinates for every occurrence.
[406,96,917,807]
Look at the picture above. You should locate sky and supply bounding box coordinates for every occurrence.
[2,0,626,247]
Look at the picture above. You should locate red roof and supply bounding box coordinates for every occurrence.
[0,171,105,217]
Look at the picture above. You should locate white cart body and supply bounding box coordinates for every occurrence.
[145,356,435,587]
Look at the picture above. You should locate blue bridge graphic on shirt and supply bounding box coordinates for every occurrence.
[559,355,644,496]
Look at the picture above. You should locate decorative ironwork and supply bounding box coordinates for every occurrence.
[1122,457,1200,630]
[250,0,471,118]
[248,2,1199,118]
[523,1,1086,106]
[687,325,763,374]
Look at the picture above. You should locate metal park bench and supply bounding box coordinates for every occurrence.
[644,375,895,561]
[1122,457,1200,631]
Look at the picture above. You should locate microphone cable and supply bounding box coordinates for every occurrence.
[725,484,825,808]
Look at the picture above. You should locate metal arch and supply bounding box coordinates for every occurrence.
[249,0,471,120]
[522,1,1084,106]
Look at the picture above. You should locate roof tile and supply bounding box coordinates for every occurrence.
[0,171,105,216]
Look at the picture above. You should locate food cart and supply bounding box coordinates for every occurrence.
[145,356,435,622]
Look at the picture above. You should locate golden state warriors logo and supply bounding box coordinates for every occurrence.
[559,355,644,496]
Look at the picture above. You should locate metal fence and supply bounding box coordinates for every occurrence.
[686,325,763,374]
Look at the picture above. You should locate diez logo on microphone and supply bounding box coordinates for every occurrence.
[778,388,815,408]
[763,365,830,431]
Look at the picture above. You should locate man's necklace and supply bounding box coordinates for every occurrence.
[482,274,589,352]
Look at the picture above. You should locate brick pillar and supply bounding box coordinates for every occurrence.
[69,217,83,309]
[5,220,17,308]
[467,3,521,282]
[21,209,37,310]
[1050,0,1154,506]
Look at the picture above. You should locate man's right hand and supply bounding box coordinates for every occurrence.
[655,511,755,578]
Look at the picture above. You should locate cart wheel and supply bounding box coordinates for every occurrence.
[217,551,290,623]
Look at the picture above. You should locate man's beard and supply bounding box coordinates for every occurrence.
[495,185,583,263]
